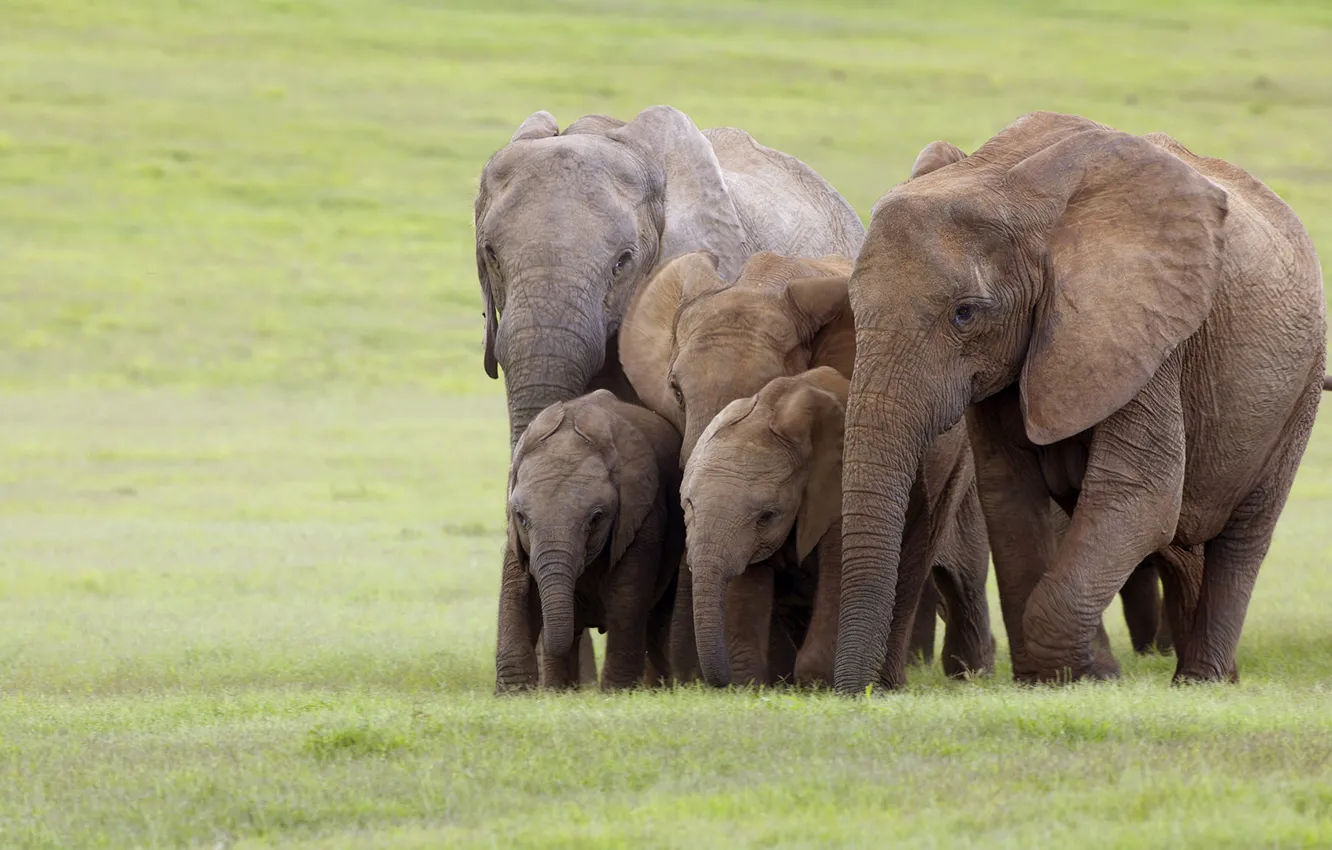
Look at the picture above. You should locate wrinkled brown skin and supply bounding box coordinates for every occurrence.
[837,111,1326,693]
[494,391,683,692]
[621,251,994,685]
[476,107,864,683]
[683,369,995,687]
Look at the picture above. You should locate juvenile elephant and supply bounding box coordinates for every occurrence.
[476,105,864,682]
[836,111,1326,692]
[621,251,994,685]
[495,391,682,692]
[683,368,995,687]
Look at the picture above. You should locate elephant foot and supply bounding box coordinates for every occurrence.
[1021,644,1122,684]
[1172,659,1239,685]
[494,680,538,695]
[793,644,835,688]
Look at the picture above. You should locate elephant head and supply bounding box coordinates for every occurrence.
[835,111,1229,693]
[681,367,848,685]
[475,106,753,447]
[620,250,854,461]
[507,391,665,657]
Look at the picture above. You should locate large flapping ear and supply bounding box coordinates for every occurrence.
[769,369,849,560]
[1012,130,1228,445]
[785,275,851,344]
[610,106,748,282]
[911,140,967,178]
[562,114,627,135]
[620,251,722,427]
[510,111,560,143]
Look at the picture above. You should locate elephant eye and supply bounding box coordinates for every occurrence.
[587,508,605,530]
[613,250,633,278]
[952,303,976,328]
[483,242,498,266]
[670,379,684,409]
[756,509,776,528]
[514,509,528,529]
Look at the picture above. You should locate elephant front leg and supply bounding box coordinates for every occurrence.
[1022,369,1187,683]
[601,538,660,691]
[539,631,585,690]
[908,580,940,666]
[795,521,841,687]
[495,544,541,693]
[966,396,1065,681]
[726,562,774,686]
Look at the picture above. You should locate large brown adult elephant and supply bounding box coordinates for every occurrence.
[475,105,865,683]
[835,111,1326,692]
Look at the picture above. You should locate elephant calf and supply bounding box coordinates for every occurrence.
[682,368,995,687]
[495,391,682,692]
[621,250,995,686]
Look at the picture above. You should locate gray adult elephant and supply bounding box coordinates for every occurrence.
[835,111,1326,692]
[475,105,865,682]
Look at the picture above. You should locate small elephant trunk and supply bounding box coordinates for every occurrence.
[691,563,733,687]
[533,559,579,659]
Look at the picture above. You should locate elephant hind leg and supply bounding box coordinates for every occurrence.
[908,580,940,666]
[933,484,996,679]
[578,633,598,685]
[1119,560,1164,654]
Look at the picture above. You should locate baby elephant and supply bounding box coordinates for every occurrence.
[494,390,682,692]
[683,368,996,687]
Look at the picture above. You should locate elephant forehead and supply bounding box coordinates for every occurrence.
[487,136,645,200]
[685,417,799,485]
[677,292,796,350]
[516,434,611,487]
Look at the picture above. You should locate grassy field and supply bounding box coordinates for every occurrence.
[3,0,1332,846]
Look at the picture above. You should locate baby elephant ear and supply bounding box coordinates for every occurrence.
[911,140,967,178]
[620,251,722,428]
[785,276,851,343]
[770,369,849,561]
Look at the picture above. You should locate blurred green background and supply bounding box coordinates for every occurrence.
[2,1,1330,846]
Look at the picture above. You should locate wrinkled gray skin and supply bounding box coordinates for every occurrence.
[836,111,1326,693]
[476,105,864,682]
[495,391,682,692]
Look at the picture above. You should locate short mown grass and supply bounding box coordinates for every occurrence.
[2,0,1331,847]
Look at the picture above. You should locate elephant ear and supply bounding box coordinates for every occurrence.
[785,275,851,343]
[510,111,559,142]
[576,398,662,566]
[620,251,721,426]
[770,368,849,561]
[478,244,500,379]
[910,140,967,178]
[1012,130,1228,445]
[610,106,748,282]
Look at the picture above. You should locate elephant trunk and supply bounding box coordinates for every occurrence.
[834,378,930,695]
[532,548,580,658]
[690,554,735,687]
[498,293,606,447]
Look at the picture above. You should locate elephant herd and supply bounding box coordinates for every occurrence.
[480,106,1328,694]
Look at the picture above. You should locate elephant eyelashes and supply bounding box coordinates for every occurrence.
[613,250,633,278]
[514,510,528,529]
[951,303,977,329]
[756,509,775,527]
[670,380,685,408]
[586,508,605,530]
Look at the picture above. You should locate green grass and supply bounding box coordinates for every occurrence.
[2,0,1331,846]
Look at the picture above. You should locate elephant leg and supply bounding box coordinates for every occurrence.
[966,398,1065,681]
[578,634,598,685]
[794,521,841,687]
[725,562,774,686]
[1119,560,1163,654]
[495,545,541,693]
[1021,366,1186,683]
[767,616,799,685]
[643,586,674,687]
[1175,385,1314,684]
[1156,544,1201,661]
[908,580,940,666]
[667,553,701,683]
[600,536,659,691]
[933,486,995,679]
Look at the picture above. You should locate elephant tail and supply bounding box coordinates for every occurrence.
[1324,375,1332,392]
